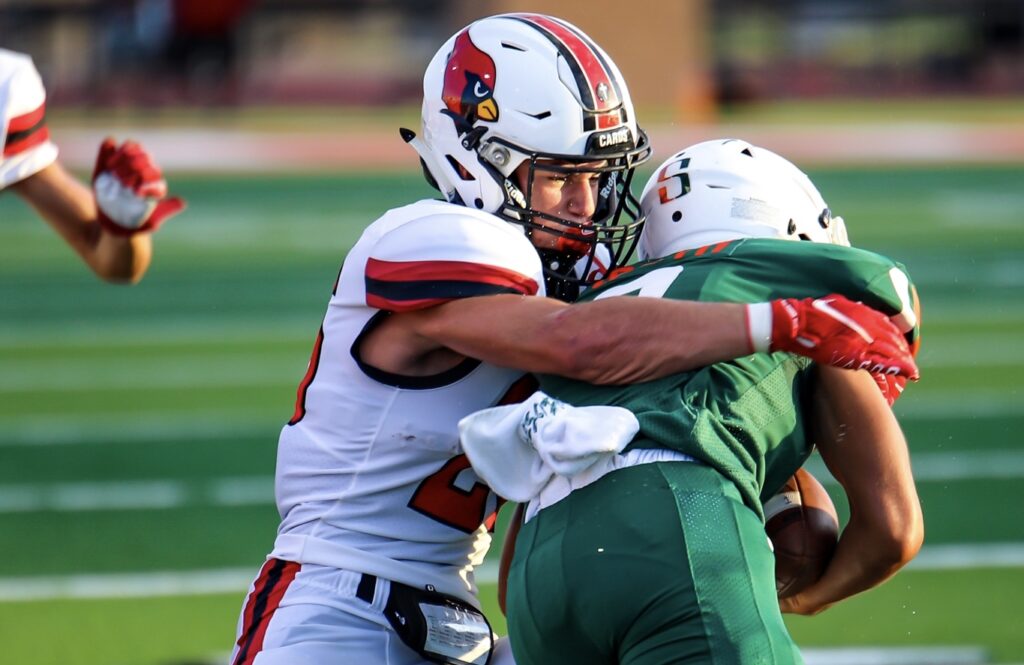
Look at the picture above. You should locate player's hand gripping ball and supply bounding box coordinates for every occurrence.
[764,467,839,598]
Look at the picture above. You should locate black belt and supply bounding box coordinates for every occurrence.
[356,572,377,603]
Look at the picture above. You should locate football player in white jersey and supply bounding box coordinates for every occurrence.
[229,14,918,665]
[0,49,184,283]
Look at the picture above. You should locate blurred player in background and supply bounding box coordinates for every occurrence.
[228,16,918,665]
[462,139,924,665]
[1,48,185,283]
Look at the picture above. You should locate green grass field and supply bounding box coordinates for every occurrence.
[1,165,1022,664]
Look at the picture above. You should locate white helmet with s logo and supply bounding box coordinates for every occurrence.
[638,138,849,260]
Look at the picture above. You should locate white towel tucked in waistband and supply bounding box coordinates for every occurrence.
[458,390,639,503]
[459,391,695,520]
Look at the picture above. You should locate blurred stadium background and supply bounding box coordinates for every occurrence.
[1,1,1022,664]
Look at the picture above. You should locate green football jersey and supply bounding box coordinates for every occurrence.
[540,238,919,517]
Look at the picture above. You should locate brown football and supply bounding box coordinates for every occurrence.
[764,467,840,599]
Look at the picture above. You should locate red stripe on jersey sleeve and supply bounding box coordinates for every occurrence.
[364,294,446,311]
[8,103,46,133]
[366,258,538,290]
[4,102,50,158]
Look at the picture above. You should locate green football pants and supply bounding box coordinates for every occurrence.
[506,462,802,665]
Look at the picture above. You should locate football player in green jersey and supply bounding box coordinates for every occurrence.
[470,139,924,665]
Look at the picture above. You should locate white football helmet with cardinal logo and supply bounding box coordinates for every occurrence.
[403,13,651,299]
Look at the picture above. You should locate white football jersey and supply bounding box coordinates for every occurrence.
[0,49,58,190]
[270,199,545,605]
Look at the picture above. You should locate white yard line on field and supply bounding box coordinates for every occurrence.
[804,449,1024,483]
[2,395,1022,448]
[0,414,283,446]
[801,646,988,665]
[0,449,1022,514]
[0,321,313,349]
[0,477,273,513]
[0,300,1021,350]
[0,568,260,601]
[0,349,1020,393]
[0,365,297,392]
[908,543,1024,571]
[0,564,499,602]
[893,395,1024,419]
[2,542,1024,602]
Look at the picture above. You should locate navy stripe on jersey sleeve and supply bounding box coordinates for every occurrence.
[365,258,539,312]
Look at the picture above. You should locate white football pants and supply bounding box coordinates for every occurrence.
[229,559,515,665]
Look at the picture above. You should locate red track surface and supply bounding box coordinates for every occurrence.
[51,123,1024,172]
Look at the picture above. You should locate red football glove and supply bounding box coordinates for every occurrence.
[872,372,908,407]
[750,294,919,380]
[92,137,186,235]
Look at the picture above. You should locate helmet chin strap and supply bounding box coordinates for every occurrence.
[501,176,528,222]
[505,177,592,303]
[537,247,583,302]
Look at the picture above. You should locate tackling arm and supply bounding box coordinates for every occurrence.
[363,293,752,384]
[363,292,917,385]
[779,365,924,615]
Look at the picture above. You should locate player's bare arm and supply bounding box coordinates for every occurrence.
[360,291,918,386]
[780,365,924,616]
[1,50,183,284]
[11,138,184,284]
[360,293,750,384]
[11,161,151,283]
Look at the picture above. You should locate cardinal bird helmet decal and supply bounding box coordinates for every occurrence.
[442,30,499,126]
[411,13,652,300]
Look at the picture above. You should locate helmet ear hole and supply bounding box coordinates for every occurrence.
[818,207,832,228]
[446,156,476,181]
